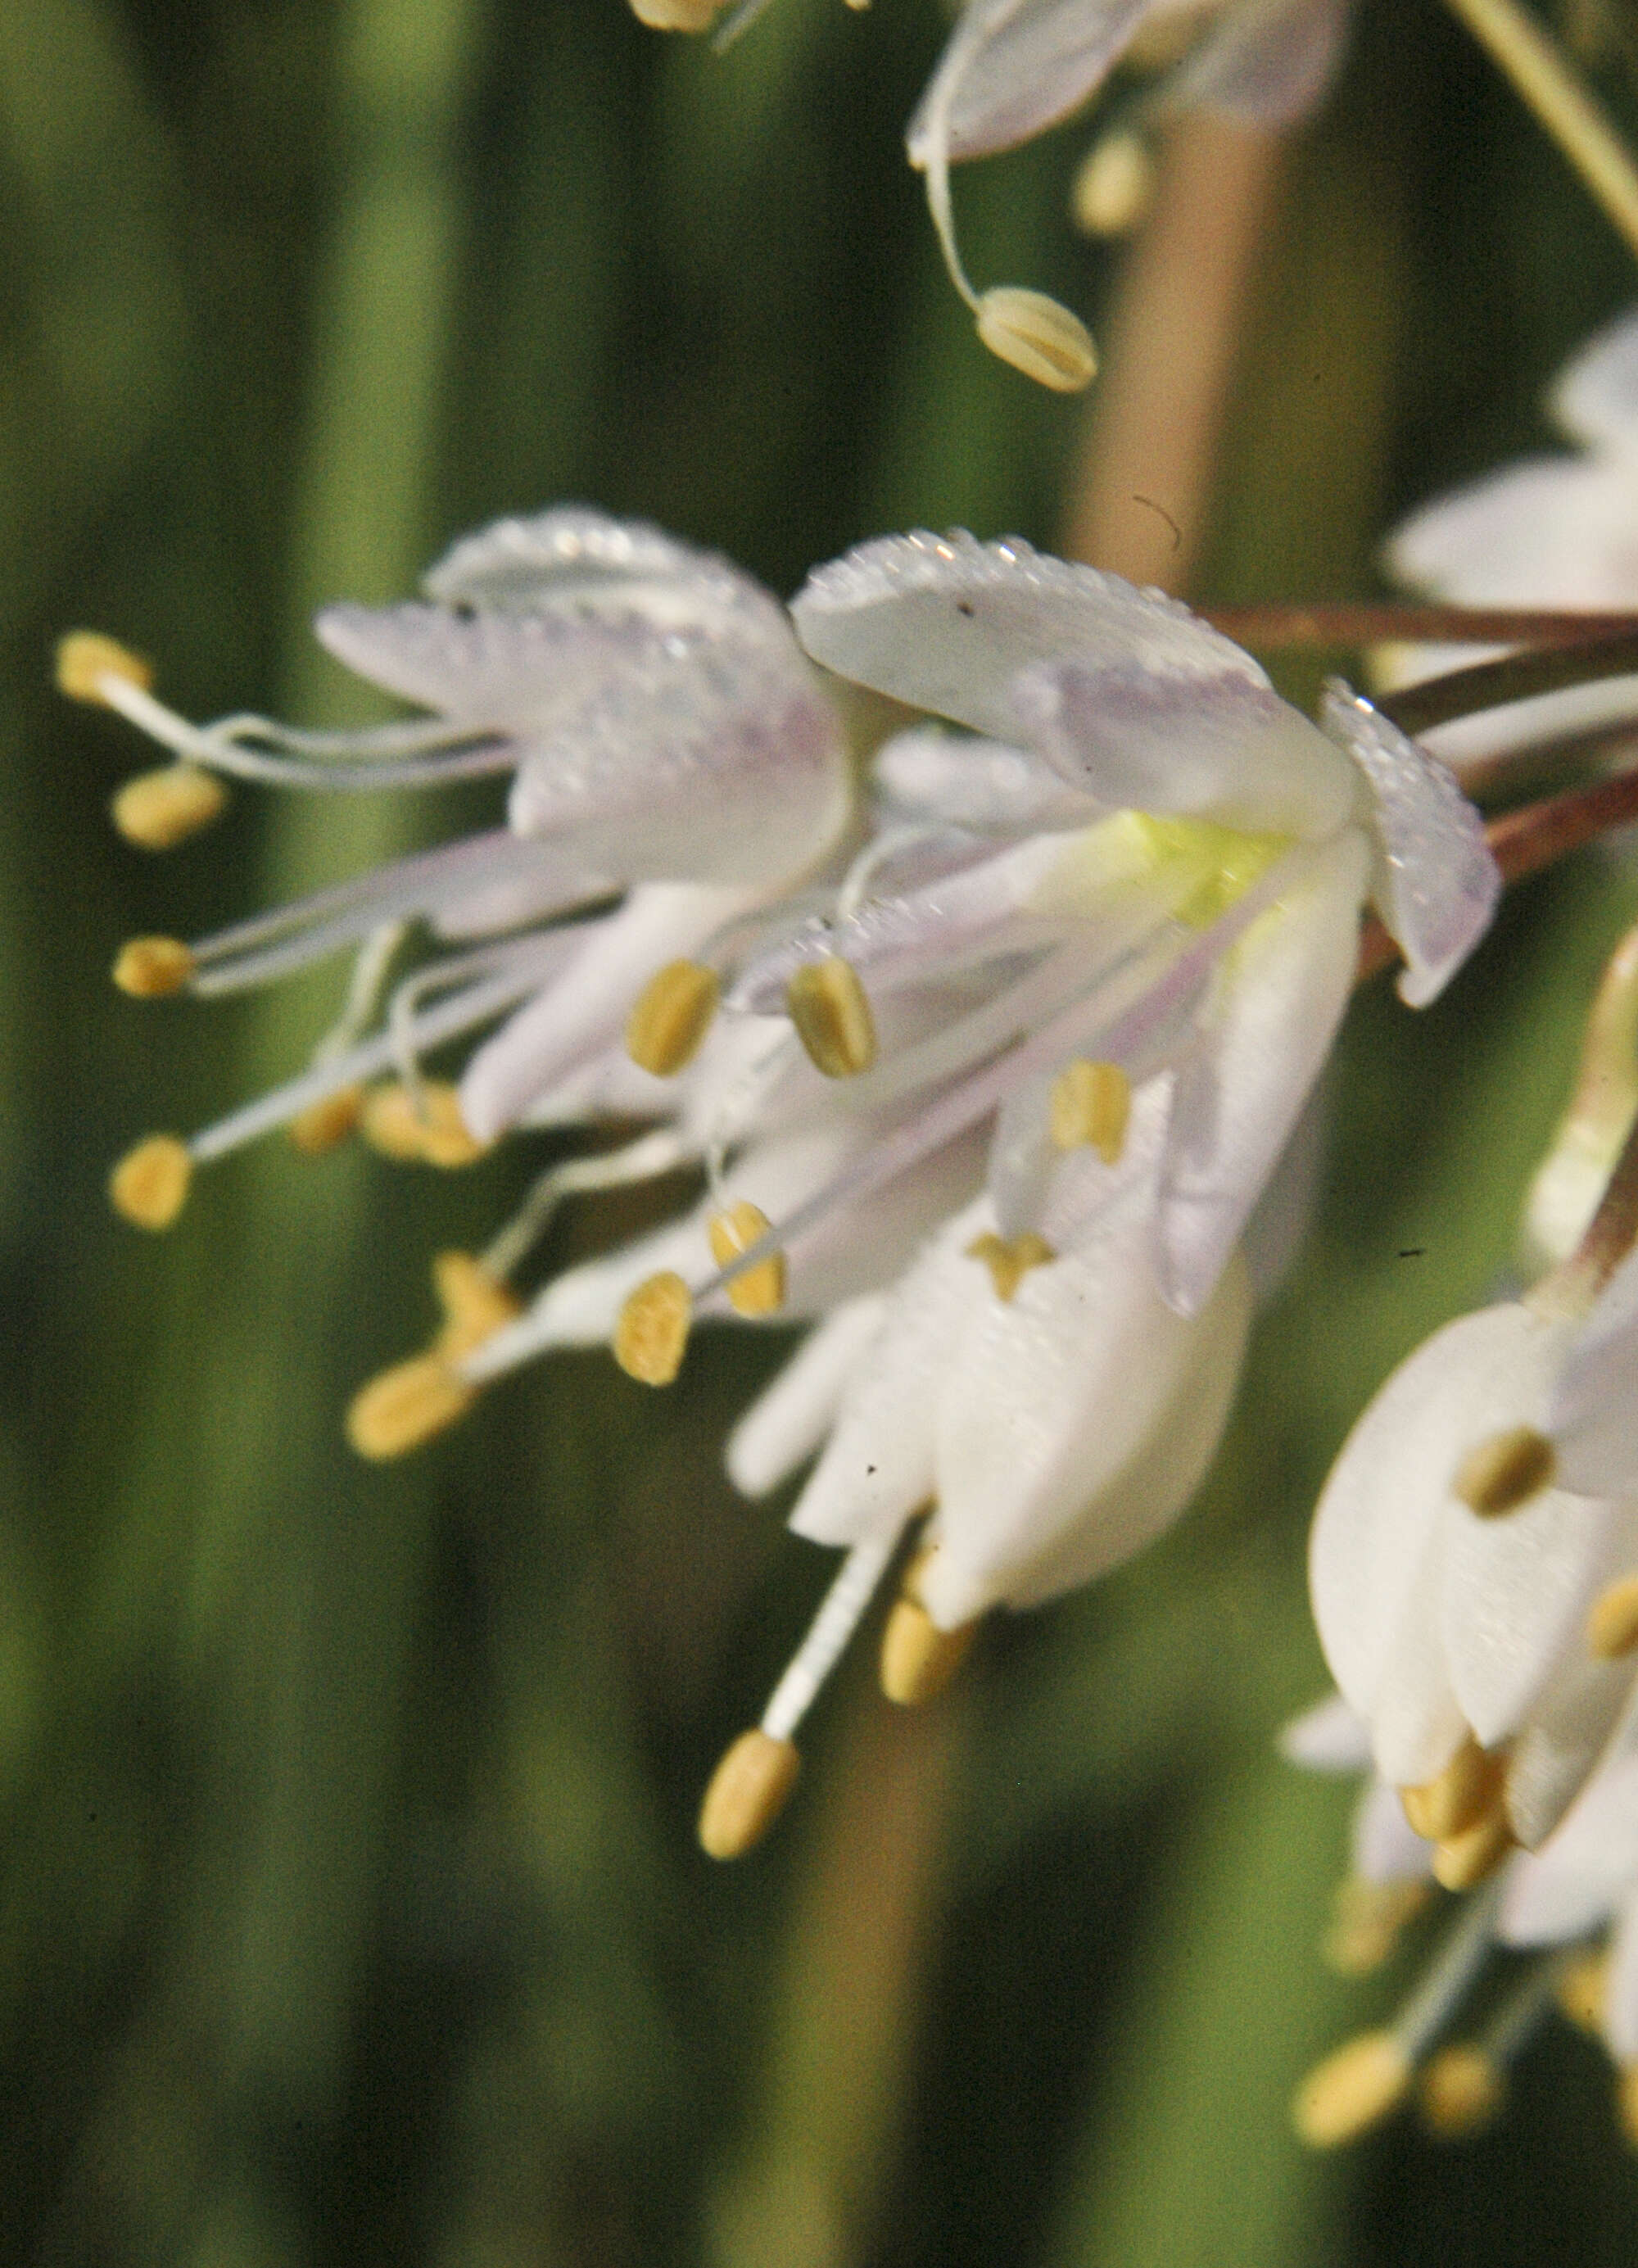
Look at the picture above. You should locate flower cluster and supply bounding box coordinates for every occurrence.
[72,505,1500,1856]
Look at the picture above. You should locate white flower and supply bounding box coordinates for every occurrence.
[907,0,1350,382]
[76,507,853,1251]
[1310,1240,1638,1863]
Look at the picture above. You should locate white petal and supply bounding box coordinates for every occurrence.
[871,724,1099,833]
[1503,1636,1638,1849]
[1010,656,1355,836]
[1387,455,1638,611]
[1500,1771,1638,1944]
[1550,1241,1638,1496]
[1351,1777,1435,1885]
[1310,1304,1528,1731]
[458,884,758,1142]
[422,508,723,607]
[1319,685,1498,1007]
[1156,831,1367,1315]
[792,532,1274,753]
[725,1297,889,1500]
[1369,1561,1469,1788]
[788,1200,994,1547]
[1166,0,1349,126]
[918,1231,1250,1624]
[905,0,1154,169]
[1550,305,1638,454]
[1278,1692,1373,1772]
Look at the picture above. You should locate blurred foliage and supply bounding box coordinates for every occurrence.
[6,1,1638,2263]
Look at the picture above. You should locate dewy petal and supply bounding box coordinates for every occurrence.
[905,0,1155,170]
[458,883,759,1142]
[1549,304,1638,455]
[1501,1750,1638,1944]
[1319,685,1499,1008]
[1164,0,1350,127]
[725,1296,889,1500]
[788,1199,994,1548]
[920,1230,1251,1625]
[421,506,721,607]
[1550,1241,1638,1497]
[1156,831,1367,1316]
[1010,654,1355,837]
[792,532,1274,754]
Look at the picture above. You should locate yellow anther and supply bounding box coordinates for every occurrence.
[975,287,1097,393]
[1589,1573,1638,1659]
[1293,2031,1412,2149]
[1322,1878,1431,1977]
[1432,1805,1515,1891]
[626,958,720,1076]
[1400,1734,1505,1842]
[628,0,722,25]
[787,956,877,1079]
[966,1229,1056,1302]
[55,631,153,707]
[698,1729,801,1860]
[1070,129,1156,237]
[880,1596,976,1706]
[1452,1424,1557,1518]
[1557,1949,1609,2034]
[431,1249,523,1362]
[360,1080,488,1168]
[288,1086,365,1157]
[111,763,227,850]
[346,1353,475,1460]
[112,935,196,999]
[708,1202,786,1318]
[1419,2046,1504,2140]
[614,1271,692,1386]
[1049,1058,1130,1161]
[109,1135,192,1231]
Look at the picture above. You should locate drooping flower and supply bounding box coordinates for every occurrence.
[67,508,853,1343]
[451,529,1496,1850]
[1309,1235,1638,1881]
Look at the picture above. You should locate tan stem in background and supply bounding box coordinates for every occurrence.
[1061,113,1284,593]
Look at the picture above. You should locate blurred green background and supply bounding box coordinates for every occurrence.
[7,1,1638,2261]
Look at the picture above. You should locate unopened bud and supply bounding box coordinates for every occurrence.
[975,287,1097,393]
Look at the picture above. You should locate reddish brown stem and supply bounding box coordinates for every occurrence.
[1203,603,1638,648]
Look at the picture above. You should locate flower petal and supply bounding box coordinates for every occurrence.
[1319,685,1499,1007]
[905,0,1153,170]
[1501,1750,1638,1944]
[1156,830,1367,1316]
[1550,1241,1638,1497]
[1165,0,1350,127]
[421,507,722,606]
[1550,305,1638,455]
[871,724,1099,833]
[1386,455,1638,611]
[1351,1777,1434,1885]
[725,1296,889,1499]
[1278,1691,1373,1772]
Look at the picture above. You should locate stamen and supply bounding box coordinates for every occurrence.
[975,287,1098,393]
[1452,1425,1557,1517]
[112,936,196,999]
[966,1230,1055,1302]
[1432,1804,1515,1891]
[698,1731,801,1860]
[56,632,153,706]
[1419,2045,1504,2139]
[478,1129,689,1286]
[111,764,226,849]
[1049,1058,1130,1161]
[1323,1878,1432,1976]
[880,1594,976,1706]
[626,958,720,1076]
[786,957,876,1078]
[346,1354,474,1460]
[708,1202,786,1317]
[1070,129,1155,237]
[1587,1573,1638,1658]
[1401,1734,1505,1841]
[1558,1947,1610,2033]
[288,1086,365,1156]
[1293,2033,1413,2148]
[432,1250,523,1361]
[360,1081,489,1168]
[762,1528,901,1745]
[109,1135,192,1231]
[614,1272,693,1385]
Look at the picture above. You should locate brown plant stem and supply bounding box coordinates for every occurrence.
[1202,603,1638,649]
